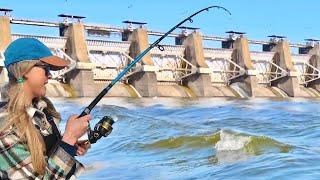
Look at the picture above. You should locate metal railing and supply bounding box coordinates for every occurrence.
[10,18,307,48]
[251,51,288,85]
[90,51,133,82]
[206,58,246,84]
[292,54,320,85]
[301,62,320,85]
[253,59,288,85]
[50,49,77,80]
[86,39,130,53]
[86,39,135,82]
[149,45,196,83]
[152,54,196,83]
[204,48,245,84]
[12,34,67,49]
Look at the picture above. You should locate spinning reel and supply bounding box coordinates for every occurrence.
[88,116,115,144]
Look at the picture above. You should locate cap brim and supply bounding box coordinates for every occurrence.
[40,56,70,71]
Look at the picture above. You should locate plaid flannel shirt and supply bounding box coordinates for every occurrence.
[0,98,84,179]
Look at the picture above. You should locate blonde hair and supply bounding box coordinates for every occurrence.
[1,60,60,175]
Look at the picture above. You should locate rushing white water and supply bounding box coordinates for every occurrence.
[215,129,251,151]
[230,83,250,98]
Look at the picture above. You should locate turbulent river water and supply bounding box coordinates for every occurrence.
[53,97,320,180]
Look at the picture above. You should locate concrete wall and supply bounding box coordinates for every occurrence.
[0,16,11,88]
[181,32,237,97]
[0,16,12,51]
[307,45,320,92]
[126,28,158,97]
[0,16,318,99]
[230,37,273,97]
[61,23,98,97]
[271,40,302,97]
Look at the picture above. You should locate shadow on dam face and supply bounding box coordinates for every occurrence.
[40,81,320,99]
[45,82,141,98]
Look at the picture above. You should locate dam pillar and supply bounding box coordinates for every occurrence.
[302,44,320,92]
[229,37,261,97]
[180,32,215,97]
[0,15,12,86]
[270,40,300,97]
[62,22,96,97]
[124,28,158,97]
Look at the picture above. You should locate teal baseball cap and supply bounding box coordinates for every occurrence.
[4,38,69,70]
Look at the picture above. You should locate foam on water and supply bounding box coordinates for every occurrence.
[213,130,292,163]
[215,129,251,151]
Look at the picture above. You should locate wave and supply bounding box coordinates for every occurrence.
[143,129,291,158]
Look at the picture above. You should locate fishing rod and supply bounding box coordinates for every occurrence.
[79,6,232,144]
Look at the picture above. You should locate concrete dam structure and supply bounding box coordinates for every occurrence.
[0,10,320,98]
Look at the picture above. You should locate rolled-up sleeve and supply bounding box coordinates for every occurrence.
[0,130,84,180]
[44,143,84,179]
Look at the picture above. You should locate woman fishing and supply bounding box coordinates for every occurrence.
[0,38,91,179]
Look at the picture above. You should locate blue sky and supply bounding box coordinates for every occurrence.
[1,0,319,49]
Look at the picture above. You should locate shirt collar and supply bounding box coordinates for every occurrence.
[26,103,53,136]
[26,106,38,118]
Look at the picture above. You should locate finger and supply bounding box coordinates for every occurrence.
[77,148,87,156]
[77,146,86,151]
[76,140,91,149]
[81,142,91,149]
[77,148,85,154]
[70,114,78,119]
[77,140,87,144]
[79,115,91,122]
[78,117,90,128]
[77,142,89,151]
[77,150,84,156]
[76,146,84,154]
[83,121,89,127]
[77,142,86,149]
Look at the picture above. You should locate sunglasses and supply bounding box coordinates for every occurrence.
[34,63,51,76]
